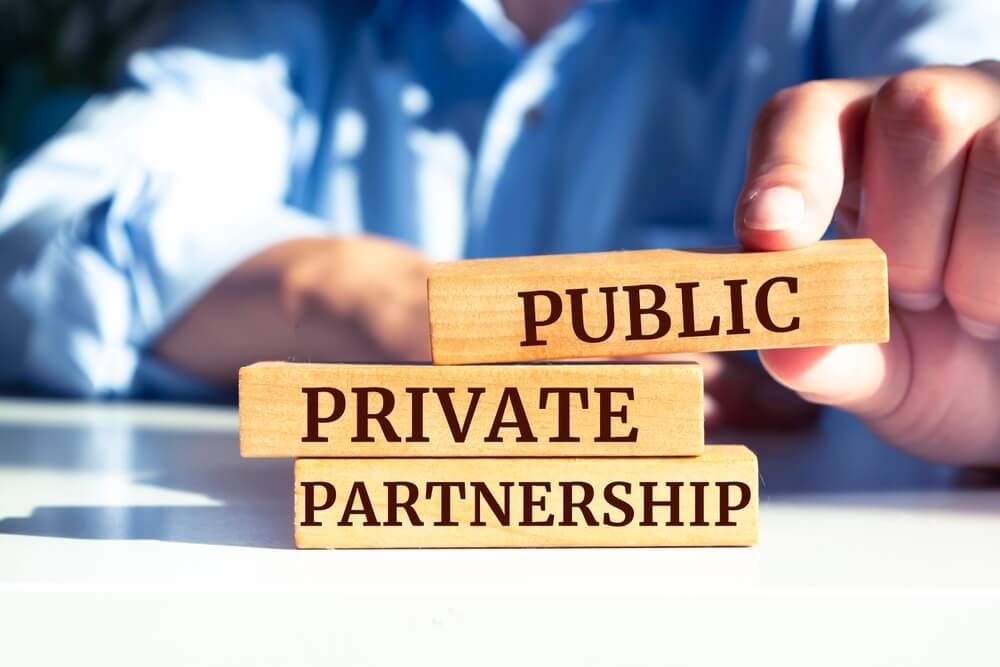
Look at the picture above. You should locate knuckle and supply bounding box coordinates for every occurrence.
[874,70,968,145]
[782,80,840,108]
[752,93,788,133]
[971,59,1000,77]
[754,81,836,130]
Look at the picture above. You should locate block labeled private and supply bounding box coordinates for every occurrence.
[429,238,889,364]
[295,445,757,548]
[240,361,703,457]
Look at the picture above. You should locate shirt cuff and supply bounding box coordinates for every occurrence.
[11,170,326,398]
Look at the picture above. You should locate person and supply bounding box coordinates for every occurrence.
[0,0,997,463]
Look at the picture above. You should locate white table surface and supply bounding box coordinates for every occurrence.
[2,397,999,664]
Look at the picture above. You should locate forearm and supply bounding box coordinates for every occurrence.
[153,236,432,387]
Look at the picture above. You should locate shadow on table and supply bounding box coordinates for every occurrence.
[0,420,293,549]
[0,502,292,548]
[2,405,1000,548]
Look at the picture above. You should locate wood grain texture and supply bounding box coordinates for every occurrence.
[295,446,757,548]
[240,361,703,458]
[428,238,889,364]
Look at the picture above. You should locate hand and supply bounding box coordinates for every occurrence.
[605,353,819,432]
[281,235,432,363]
[155,235,432,386]
[672,353,820,432]
[733,62,1000,464]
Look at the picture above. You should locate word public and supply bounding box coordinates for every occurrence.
[426,239,890,364]
[518,277,799,347]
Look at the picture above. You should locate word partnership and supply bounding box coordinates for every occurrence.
[237,239,890,548]
[296,449,756,548]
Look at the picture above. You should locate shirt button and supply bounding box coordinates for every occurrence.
[523,105,545,126]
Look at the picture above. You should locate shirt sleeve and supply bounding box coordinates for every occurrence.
[823,0,1000,77]
[0,0,335,399]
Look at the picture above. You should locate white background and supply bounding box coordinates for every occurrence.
[1,398,998,664]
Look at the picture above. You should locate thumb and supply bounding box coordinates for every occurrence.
[757,316,910,420]
[734,79,877,251]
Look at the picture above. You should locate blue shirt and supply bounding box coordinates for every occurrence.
[0,0,997,398]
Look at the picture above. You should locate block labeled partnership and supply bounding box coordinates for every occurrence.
[428,238,889,364]
[295,446,757,548]
[240,361,703,457]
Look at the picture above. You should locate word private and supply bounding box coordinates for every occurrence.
[239,362,704,458]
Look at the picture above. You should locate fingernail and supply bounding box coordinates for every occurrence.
[957,314,1000,340]
[890,289,943,311]
[743,186,805,231]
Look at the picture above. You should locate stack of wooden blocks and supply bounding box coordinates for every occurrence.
[238,239,889,548]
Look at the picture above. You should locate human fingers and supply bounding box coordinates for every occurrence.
[735,79,876,250]
[860,66,1000,311]
[943,63,1000,338]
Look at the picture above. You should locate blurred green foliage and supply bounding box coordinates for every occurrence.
[0,0,180,167]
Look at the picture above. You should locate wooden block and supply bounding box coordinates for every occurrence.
[294,446,758,548]
[428,238,889,364]
[240,361,703,458]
